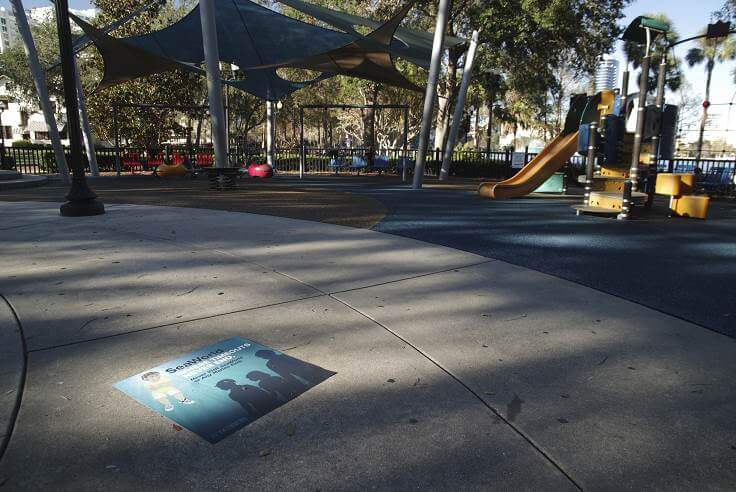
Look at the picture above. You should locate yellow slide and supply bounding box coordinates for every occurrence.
[478,131,579,199]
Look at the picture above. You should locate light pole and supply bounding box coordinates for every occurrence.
[0,100,6,169]
[56,0,104,216]
[0,99,6,146]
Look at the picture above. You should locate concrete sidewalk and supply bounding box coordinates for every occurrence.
[0,201,735,490]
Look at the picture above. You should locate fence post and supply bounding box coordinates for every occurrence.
[524,145,529,165]
[113,104,121,176]
[402,105,409,182]
[299,106,304,179]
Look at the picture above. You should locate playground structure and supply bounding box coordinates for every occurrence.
[478,16,735,220]
[478,93,608,199]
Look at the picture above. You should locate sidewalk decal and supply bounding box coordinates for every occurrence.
[114,337,335,443]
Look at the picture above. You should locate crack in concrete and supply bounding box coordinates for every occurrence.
[330,294,584,491]
[0,294,28,462]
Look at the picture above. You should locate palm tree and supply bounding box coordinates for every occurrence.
[686,32,736,162]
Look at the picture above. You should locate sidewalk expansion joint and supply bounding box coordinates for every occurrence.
[331,294,584,492]
[27,293,327,354]
[328,259,497,295]
[0,294,29,463]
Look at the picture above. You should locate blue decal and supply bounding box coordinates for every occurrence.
[114,337,335,443]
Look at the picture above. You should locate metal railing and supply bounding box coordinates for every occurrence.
[4,143,734,185]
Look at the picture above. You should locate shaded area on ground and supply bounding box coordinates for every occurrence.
[0,175,387,229]
[2,174,735,337]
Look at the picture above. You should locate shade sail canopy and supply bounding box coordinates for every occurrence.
[76,0,449,99]
[255,1,422,91]
[277,0,465,69]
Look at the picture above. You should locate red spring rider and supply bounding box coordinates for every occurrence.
[247,158,274,179]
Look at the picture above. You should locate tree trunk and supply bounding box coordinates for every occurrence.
[369,84,379,165]
[474,103,480,150]
[195,112,203,147]
[696,59,714,163]
[292,109,297,144]
[322,109,329,148]
[485,88,495,153]
[434,46,461,153]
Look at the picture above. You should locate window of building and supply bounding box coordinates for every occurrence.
[34,131,50,140]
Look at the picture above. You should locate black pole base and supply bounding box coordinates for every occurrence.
[60,198,105,217]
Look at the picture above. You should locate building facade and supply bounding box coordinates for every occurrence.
[0,6,20,53]
[0,7,98,146]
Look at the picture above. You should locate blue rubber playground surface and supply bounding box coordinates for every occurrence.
[284,176,736,338]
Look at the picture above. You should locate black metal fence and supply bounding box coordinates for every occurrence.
[3,143,735,185]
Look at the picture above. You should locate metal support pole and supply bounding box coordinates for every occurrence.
[412,0,452,189]
[113,104,121,175]
[584,122,597,205]
[224,80,230,157]
[402,106,409,183]
[620,51,649,219]
[618,180,633,220]
[55,0,104,216]
[370,101,376,167]
[199,0,228,169]
[647,51,667,208]
[266,100,274,167]
[440,29,479,181]
[10,0,69,183]
[74,66,98,176]
[299,106,305,179]
[619,61,630,118]
[628,43,651,193]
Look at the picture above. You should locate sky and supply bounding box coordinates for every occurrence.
[612,0,736,144]
[1,0,93,10]
[2,0,735,143]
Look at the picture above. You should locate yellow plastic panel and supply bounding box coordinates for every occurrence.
[598,90,616,118]
[672,195,709,219]
[592,178,624,192]
[588,192,623,211]
[676,173,695,194]
[600,167,629,178]
[655,173,681,196]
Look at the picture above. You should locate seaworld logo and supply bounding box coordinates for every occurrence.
[165,343,251,374]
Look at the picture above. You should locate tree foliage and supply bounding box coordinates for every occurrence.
[471,0,628,140]
[0,0,630,149]
[88,0,208,147]
[0,17,63,104]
